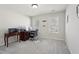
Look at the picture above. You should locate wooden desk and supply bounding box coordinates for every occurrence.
[19,32,29,41]
[4,32,20,47]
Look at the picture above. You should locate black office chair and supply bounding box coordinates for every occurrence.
[29,29,38,41]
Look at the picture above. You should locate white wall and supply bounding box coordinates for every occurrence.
[0,9,31,46]
[31,11,65,40]
[66,4,79,53]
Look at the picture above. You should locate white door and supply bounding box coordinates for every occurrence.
[38,17,59,39]
[39,19,49,38]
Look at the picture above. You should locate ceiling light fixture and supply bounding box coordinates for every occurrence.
[32,4,38,8]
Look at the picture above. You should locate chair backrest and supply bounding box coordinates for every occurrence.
[30,29,38,37]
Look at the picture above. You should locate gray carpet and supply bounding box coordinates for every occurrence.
[0,39,70,54]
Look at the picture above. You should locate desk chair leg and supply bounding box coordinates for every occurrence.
[6,37,8,47]
[4,36,6,46]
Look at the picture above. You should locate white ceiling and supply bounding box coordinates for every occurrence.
[0,4,68,16]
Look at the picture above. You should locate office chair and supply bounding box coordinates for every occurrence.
[29,29,38,41]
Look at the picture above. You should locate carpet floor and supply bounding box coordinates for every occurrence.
[0,39,70,54]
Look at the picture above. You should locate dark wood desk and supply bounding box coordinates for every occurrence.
[4,31,30,47]
[4,32,20,47]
